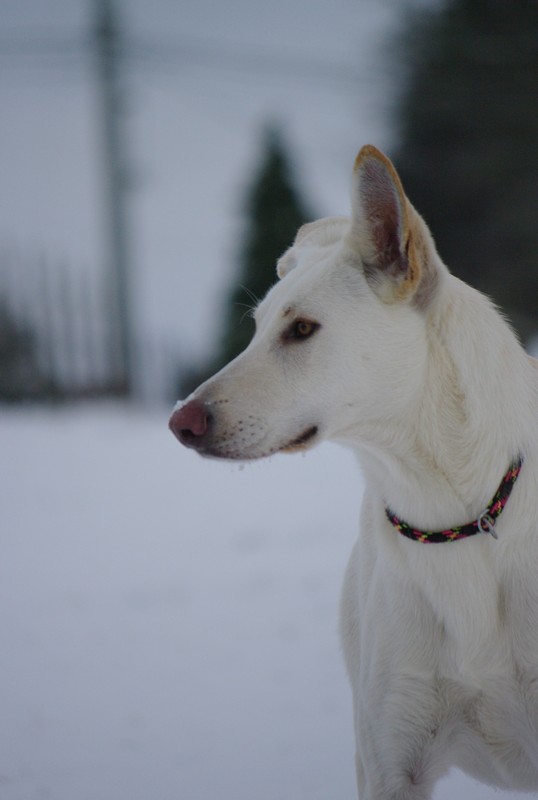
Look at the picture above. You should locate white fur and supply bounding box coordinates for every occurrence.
[177,146,538,799]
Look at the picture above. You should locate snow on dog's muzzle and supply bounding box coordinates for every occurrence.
[169,399,213,450]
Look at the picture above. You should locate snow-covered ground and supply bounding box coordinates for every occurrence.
[0,405,531,799]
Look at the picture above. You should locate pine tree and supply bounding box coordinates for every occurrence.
[181,127,312,394]
[0,301,50,401]
[216,126,312,368]
[394,0,538,342]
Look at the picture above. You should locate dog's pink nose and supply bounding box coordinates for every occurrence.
[169,399,212,448]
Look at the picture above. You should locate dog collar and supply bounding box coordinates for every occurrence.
[386,457,523,543]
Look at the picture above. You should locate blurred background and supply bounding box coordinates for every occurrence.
[1,1,537,799]
[0,0,537,406]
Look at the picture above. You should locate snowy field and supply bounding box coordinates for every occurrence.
[0,404,531,800]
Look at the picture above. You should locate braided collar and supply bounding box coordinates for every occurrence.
[386,457,523,543]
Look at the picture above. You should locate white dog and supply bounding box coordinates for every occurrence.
[169,145,538,799]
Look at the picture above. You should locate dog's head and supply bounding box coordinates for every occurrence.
[169,145,447,459]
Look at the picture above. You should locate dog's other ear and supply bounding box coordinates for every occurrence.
[350,145,426,304]
[276,249,298,279]
[277,217,350,279]
[276,221,329,279]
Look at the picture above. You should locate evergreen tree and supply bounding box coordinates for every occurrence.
[215,126,313,368]
[394,0,538,342]
[182,127,312,393]
[0,302,50,401]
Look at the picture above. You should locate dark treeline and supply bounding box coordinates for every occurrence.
[394,0,538,343]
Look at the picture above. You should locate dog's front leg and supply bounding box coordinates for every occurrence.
[354,674,451,800]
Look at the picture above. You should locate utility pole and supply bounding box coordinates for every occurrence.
[94,0,133,397]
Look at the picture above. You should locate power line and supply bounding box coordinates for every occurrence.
[0,32,362,88]
[123,37,363,86]
[0,37,85,55]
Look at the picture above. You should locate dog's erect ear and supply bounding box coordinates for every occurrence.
[350,145,426,304]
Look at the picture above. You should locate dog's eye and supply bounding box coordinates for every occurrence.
[283,319,320,341]
[295,320,315,338]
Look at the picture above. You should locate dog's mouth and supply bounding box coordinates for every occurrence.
[186,422,320,461]
[278,425,319,454]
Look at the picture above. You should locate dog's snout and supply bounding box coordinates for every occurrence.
[169,399,213,448]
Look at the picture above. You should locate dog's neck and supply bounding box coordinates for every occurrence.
[355,277,532,533]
